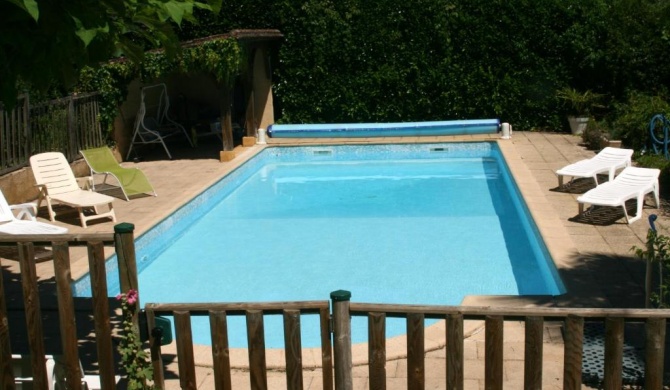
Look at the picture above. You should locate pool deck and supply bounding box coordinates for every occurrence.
[3,131,665,389]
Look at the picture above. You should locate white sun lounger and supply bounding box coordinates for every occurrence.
[576,166,660,224]
[556,147,634,187]
[30,152,116,228]
[12,354,118,390]
[0,190,68,235]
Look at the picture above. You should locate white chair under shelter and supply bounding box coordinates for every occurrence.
[126,83,193,160]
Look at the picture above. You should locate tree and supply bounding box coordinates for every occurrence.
[0,0,221,106]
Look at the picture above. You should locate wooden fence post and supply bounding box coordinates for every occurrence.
[331,290,353,390]
[114,222,138,296]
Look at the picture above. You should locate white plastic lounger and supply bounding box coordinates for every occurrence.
[0,190,67,235]
[12,354,118,390]
[556,147,633,187]
[576,166,660,224]
[30,152,116,228]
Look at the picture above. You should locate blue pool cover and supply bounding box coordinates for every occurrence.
[267,119,500,138]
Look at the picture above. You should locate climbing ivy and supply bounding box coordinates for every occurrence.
[175,38,241,85]
[76,36,241,139]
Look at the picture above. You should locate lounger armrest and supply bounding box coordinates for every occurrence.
[76,176,94,191]
[9,202,37,221]
[34,184,49,196]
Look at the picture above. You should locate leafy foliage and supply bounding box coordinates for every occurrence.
[75,37,241,138]
[556,88,606,117]
[173,0,670,131]
[633,224,670,308]
[7,0,670,134]
[581,118,609,151]
[612,92,670,152]
[0,0,221,107]
[635,154,670,197]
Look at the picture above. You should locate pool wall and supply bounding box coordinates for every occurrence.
[267,119,501,138]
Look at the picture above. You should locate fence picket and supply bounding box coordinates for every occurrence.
[319,306,334,390]
[87,241,116,390]
[446,313,464,390]
[146,308,166,389]
[604,317,624,389]
[368,312,386,390]
[407,312,425,390]
[247,310,268,390]
[210,310,232,390]
[0,256,12,390]
[645,317,666,389]
[283,309,303,390]
[18,242,49,390]
[562,315,583,390]
[524,316,543,390]
[174,311,197,390]
[53,241,84,390]
[485,315,503,390]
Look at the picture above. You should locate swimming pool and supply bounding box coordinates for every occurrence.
[74,142,565,348]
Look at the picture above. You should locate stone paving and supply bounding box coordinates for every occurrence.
[2,131,665,389]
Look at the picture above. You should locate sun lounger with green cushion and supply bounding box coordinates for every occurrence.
[80,147,157,201]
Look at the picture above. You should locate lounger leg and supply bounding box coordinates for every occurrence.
[558,175,564,187]
[592,175,600,185]
[109,203,116,223]
[45,198,56,222]
[78,207,88,228]
[624,194,647,224]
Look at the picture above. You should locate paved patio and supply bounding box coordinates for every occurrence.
[2,131,665,389]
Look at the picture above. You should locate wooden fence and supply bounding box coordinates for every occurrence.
[0,223,135,390]
[2,226,670,390]
[0,92,104,175]
[144,293,670,390]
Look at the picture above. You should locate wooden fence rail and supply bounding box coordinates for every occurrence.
[343,300,670,390]
[2,226,670,390]
[0,224,135,390]
[144,301,334,390]
[142,293,670,390]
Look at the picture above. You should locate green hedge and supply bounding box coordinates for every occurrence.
[177,0,670,132]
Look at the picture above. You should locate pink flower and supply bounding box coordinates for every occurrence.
[116,293,123,301]
[126,289,138,305]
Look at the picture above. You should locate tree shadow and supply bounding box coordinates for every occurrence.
[549,177,598,194]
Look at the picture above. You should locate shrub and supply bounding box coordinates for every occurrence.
[635,154,670,197]
[612,92,670,152]
[581,118,608,150]
[633,221,670,308]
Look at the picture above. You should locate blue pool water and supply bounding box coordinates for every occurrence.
[74,142,564,348]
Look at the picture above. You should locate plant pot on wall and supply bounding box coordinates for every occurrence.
[568,116,589,135]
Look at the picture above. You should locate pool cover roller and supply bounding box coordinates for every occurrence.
[267,119,501,138]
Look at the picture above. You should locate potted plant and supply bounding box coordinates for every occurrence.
[556,87,605,135]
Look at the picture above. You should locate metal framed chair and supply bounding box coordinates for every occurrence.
[126,84,193,160]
